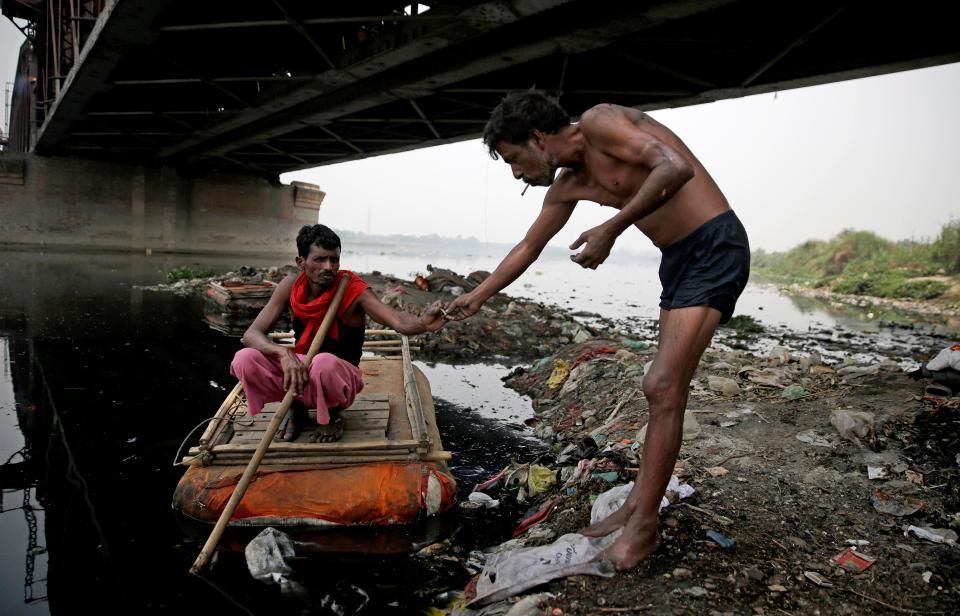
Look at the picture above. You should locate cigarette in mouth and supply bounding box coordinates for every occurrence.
[521,183,530,196]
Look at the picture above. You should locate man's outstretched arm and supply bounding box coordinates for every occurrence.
[445,199,575,320]
[357,289,446,334]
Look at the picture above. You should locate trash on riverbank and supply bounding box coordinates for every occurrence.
[904,525,959,545]
[830,547,876,572]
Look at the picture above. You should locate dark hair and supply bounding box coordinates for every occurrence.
[481,90,570,159]
[296,224,341,257]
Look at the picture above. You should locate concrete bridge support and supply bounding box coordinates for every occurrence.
[0,154,323,255]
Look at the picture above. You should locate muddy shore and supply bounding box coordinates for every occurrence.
[163,268,960,615]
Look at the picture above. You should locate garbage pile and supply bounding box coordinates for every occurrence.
[146,264,606,363]
[421,337,960,615]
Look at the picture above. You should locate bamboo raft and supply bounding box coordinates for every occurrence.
[172,331,457,528]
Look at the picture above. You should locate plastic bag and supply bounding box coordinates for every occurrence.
[244,527,307,597]
[830,408,875,447]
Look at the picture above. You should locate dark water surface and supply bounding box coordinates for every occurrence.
[0,250,542,615]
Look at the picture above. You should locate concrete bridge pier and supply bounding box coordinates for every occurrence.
[0,154,323,255]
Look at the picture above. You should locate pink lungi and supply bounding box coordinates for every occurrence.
[230,348,364,425]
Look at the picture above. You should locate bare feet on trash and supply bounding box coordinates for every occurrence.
[598,521,660,571]
[580,506,630,538]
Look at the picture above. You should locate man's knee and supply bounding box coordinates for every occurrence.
[230,347,264,376]
[642,368,685,407]
[309,352,339,373]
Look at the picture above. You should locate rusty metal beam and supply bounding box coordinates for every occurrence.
[317,126,364,154]
[741,0,856,87]
[607,49,717,89]
[34,0,173,152]
[159,14,452,32]
[270,0,337,71]
[156,0,580,160]
[408,99,440,139]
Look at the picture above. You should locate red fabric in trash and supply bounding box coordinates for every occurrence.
[291,271,369,353]
[572,346,617,368]
[512,496,561,537]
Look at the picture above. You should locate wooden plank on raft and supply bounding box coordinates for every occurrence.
[344,409,389,421]
[188,447,452,466]
[207,445,422,459]
[200,383,244,446]
[344,400,390,412]
[187,453,424,466]
[189,438,421,455]
[401,335,429,446]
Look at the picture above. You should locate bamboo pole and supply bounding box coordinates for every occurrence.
[190,274,352,575]
[198,382,243,447]
[401,335,430,447]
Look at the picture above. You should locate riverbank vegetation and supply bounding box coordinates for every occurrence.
[753,221,960,300]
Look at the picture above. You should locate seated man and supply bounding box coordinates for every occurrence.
[230,224,445,442]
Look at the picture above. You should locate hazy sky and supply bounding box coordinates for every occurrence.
[3,18,958,253]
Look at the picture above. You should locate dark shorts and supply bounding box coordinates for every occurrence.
[658,209,750,323]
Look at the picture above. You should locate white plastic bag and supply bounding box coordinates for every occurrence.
[470,478,694,606]
[830,408,875,447]
[244,527,306,596]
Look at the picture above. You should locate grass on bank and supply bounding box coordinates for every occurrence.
[166,265,215,282]
[753,221,960,300]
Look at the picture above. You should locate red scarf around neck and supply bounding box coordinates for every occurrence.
[290,270,369,353]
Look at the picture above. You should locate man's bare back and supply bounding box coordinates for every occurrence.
[548,104,730,248]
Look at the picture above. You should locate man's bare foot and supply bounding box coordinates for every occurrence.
[276,401,308,442]
[600,524,660,571]
[311,410,344,443]
[580,506,630,538]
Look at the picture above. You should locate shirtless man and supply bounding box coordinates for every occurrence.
[445,91,750,570]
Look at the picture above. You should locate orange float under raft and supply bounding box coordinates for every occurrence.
[172,332,456,534]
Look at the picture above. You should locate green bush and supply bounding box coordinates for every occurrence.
[832,271,947,300]
[722,314,764,336]
[931,220,960,274]
[167,265,215,282]
[893,279,949,300]
[754,223,958,299]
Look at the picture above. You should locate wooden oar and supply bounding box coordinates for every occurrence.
[190,273,352,575]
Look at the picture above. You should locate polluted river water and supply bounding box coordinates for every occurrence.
[0,245,953,614]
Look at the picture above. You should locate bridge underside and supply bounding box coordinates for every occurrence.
[10,0,960,179]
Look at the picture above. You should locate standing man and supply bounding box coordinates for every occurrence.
[232,224,445,442]
[445,91,750,570]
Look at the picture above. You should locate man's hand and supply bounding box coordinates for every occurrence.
[444,291,483,321]
[419,300,447,332]
[279,347,309,395]
[569,225,616,269]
